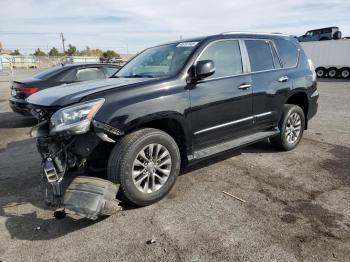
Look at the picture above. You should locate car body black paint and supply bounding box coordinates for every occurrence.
[28,33,318,163]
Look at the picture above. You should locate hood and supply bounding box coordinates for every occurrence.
[26,77,154,107]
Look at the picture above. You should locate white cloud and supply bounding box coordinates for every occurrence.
[1,0,349,54]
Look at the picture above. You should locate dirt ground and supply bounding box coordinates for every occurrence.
[0,69,349,262]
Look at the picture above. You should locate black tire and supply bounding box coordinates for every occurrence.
[315,67,326,78]
[107,128,181,206]
[327,67,338,78]
[340,67,350,79]
[270,104,305,151]
[333,31,342,40]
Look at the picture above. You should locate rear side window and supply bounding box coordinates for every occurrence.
[198,40,243,78]
[274,39,299,68]
[245,40,274,72]
[75,68,106,81]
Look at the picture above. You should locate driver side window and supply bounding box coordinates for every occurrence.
[198,40,243,79]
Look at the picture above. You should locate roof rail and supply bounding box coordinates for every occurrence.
[221,31,287,36]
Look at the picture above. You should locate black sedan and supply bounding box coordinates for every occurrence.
[9,63,120,115]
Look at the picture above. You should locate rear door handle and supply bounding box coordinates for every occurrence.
[278,76,289,82]
[238,83,251,90]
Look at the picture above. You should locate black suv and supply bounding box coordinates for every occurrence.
[28,32,319,207]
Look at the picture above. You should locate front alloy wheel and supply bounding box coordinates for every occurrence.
[132,144,172,193]
[108,128,180,206]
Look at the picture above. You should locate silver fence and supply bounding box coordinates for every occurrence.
[0,55,101,69]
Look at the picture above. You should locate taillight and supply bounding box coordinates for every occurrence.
[308,59,317,81]
[15,87,39,96]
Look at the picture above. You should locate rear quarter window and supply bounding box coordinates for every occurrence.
[274,39,299,68]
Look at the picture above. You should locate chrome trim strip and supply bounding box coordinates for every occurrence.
[194,111,273,135]
[194,116,254,135]
[255,111,272,118]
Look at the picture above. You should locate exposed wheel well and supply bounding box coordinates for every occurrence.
[137,118,188,165]
[286,92,309,129]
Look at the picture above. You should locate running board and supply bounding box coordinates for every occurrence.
[193,128,280,160]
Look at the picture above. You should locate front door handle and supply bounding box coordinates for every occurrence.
[238,83,252,90]
[278,76,289,82]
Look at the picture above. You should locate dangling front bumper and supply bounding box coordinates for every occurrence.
[33,122,122,220]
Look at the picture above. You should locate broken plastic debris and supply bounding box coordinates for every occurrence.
[63,176,121,220]
[146,239,156,244]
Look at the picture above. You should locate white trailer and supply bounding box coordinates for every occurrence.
[300,39,350,79]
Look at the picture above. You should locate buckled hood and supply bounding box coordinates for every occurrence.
[26,77,154,107]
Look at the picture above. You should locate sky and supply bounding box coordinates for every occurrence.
[0,0,349,55]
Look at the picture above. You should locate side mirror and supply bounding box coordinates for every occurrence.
[195,60,215,80]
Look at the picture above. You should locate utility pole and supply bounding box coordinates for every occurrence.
[60,32,66,54]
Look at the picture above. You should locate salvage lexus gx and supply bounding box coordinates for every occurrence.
[27,32,319,214]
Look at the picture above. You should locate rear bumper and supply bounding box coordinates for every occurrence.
[9,97,32,115]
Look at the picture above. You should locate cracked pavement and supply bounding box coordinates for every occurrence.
[0,70,349,261]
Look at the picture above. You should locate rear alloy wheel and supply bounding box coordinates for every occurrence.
[327,67,338,78]
[270,104,305,151]
[340,68,350,79]
[284,113,302,144]
[315,67,326,78]
[107,128,180,206]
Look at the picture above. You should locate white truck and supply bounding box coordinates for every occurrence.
[300,39,350,79]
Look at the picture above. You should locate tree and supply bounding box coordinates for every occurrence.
[33,48,46,56]
[0,42,3,53]
[66,44,77,56]
[48,47,60,56]
[89,48,104,57]
[10,49,21,55]
[102,50,120,58]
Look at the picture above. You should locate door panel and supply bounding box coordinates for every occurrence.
[244,39,292,130]
[189,39,253,149]
[251,70,290,129]
[190,75,253,149]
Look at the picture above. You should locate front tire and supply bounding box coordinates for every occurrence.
[107,128,181,206]
[270,104,305,151]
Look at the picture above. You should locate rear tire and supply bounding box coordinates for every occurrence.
[270,104,305,151]
[107,128,181,206]
[315,67,326,78]
[333,31,342,40]
[327,67,338,78]
[340,67,350,79]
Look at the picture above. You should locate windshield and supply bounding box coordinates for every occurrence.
[115,42,199,78]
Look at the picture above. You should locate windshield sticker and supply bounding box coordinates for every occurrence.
[176,42,199,47]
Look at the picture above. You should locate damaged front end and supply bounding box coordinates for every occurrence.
[30,99,122,219]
